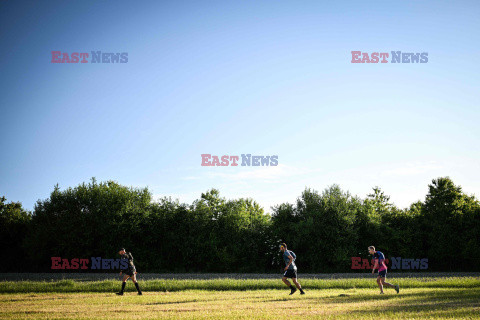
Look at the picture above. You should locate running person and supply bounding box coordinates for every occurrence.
[116,248,142,295]
[280,243,305,295]
[368,246,399,294]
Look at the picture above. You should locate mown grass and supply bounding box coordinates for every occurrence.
[0,277,479,293]
[1,287,479,319]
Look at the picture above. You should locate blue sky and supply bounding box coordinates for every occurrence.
[1,0,479,212]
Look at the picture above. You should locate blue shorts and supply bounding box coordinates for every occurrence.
[378,270,387,278]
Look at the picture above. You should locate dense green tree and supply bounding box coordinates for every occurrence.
[0,197,31,271]
[421,177,479,270]
[4,176,479,272]
[272,186,360,272]
[25,179,151,271]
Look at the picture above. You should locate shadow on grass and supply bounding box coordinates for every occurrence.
[0,295,70,303]
[346,304,479,318]
[265,288,480,309]
[146,299,203,305]
[318,288,480,317]
[146,298,224,305]
[322,288,480,304]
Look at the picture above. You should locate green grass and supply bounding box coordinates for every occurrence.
[1,288,479,319]
[0,277,479,293]
[0,278,479,319]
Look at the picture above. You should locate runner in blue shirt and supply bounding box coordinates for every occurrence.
[280,243,305,295]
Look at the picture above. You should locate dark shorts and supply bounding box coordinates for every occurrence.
[283,269,298,279]
[378,269,387,278]
[124,266,136,277]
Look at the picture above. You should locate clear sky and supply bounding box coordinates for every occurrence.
[1,0,479,213]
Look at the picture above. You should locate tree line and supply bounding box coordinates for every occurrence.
[1,177,479,273]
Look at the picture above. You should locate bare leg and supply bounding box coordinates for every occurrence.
[292,278,305,294]
[282,277,291,287]
[292,278,302,290]
[381,278,395,288]
[377,276,384,293]
[131,273,142,294]
[283,277,297,295]
[116,274,130,295]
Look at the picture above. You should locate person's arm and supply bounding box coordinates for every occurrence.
[119,255,128,275]
[284,253,293,271]
[372,260,378,274]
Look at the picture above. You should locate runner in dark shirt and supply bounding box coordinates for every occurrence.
[116,248,142,295]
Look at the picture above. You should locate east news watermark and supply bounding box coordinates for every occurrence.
[351,257,429,270]
[51,257,128,270]
[351,51,428,63]
[51,51,128,63]
[201,154,278,166]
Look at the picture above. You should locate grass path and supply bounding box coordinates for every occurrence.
[1,287,479,319]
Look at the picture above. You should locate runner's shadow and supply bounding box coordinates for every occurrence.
[146,298,221,305]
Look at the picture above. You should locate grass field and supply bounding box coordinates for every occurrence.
[1,277,479,319]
